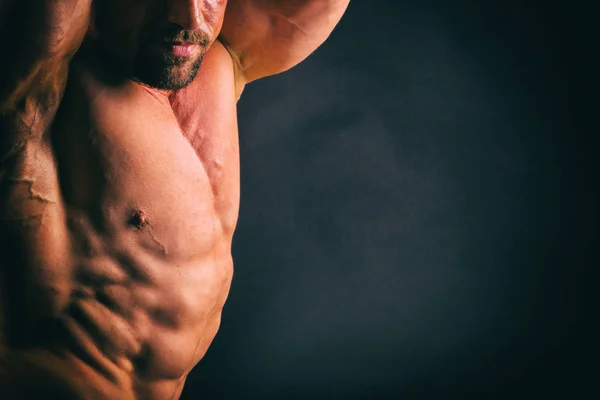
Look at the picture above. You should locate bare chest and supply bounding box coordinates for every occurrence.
[53,57,240,261]
[1,47,240,270]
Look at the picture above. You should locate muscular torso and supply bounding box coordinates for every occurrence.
[0,40,239,399]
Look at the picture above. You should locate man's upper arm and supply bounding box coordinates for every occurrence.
[0,0,91,115]
[0,0,90,161]
[219,0,349,86]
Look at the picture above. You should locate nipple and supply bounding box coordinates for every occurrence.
[129,208,148,229]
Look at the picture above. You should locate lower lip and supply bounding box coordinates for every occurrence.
[163,43,198,57]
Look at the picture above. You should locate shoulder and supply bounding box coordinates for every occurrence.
[168,40,239,137]
[199,40,244,102]
[169,39,243,103]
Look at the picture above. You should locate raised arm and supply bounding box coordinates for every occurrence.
[219,0,349,88]
[0,0,91,153]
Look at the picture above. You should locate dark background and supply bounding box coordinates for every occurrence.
[183,1,597,398]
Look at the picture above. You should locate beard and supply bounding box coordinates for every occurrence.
[133,51,204,91]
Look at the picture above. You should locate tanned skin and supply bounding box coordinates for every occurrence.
[0,0,349,398]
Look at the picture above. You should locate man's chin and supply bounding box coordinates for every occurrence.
[134,56,204,91]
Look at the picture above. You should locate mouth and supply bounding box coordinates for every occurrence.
[160,42,199,58]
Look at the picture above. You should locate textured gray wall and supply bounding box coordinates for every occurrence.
[183,1,597,398]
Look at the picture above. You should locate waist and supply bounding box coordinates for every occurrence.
[0,344,136,399]
[1,345,187,400]
[1,302,141,383]
[1,281,225,395]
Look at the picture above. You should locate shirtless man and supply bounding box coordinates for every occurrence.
[0,0,349,398]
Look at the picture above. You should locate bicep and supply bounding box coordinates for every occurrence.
[219,0,349,84]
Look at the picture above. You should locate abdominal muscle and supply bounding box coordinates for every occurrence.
[0,143,235,399]
[0,139,235,400]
